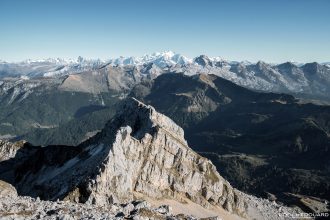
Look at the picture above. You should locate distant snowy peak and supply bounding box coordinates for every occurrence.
[0,52,244,69]
[193,55,233,68]
[0,52,194,78]
[322,62,330,68]
[194,55,212,66]
[5,57,104,66]
[108,51,193,67]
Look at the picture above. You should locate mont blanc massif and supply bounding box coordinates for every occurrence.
[0,51,329,220]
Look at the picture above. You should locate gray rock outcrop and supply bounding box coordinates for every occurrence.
[0,180,17,197]
[0,140,26,162]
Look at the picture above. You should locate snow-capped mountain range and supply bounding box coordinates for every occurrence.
[1,51,330,101]
[0,51,228,78]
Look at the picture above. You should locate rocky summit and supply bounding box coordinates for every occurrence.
[0,98,304,219]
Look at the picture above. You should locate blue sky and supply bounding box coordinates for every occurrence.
[0,0,329,62]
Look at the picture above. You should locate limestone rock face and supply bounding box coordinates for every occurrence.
[83,98,246,216]
[0,140,26,162]
[0,180,17,197]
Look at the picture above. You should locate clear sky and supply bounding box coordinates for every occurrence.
[0,0,329,62]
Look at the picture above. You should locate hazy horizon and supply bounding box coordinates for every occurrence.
[1,0,330,63]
